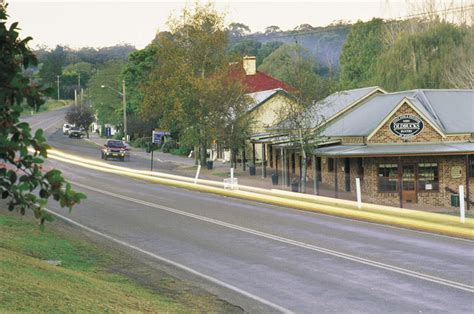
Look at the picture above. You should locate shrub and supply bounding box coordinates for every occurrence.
[131,137,151,148]
[161,140,178,153]
[170,146,192,156]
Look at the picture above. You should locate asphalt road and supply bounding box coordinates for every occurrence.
[23,108,474,313]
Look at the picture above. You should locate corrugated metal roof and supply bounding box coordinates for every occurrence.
[421,90,474,133]
[314,142,474,157]
[246,88,284,111]
[272,86,381,130]
[323,89,474,137]
[323,91,414,137]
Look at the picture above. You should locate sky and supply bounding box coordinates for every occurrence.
[5,0,414,49]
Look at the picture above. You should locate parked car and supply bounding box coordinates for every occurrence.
[101,139,129,161]
[62,123,74,135]
[68,127,84,138]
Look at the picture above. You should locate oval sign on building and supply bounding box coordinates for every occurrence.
[390,114,424,138]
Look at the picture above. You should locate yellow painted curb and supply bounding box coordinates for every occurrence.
[47,152,474,240]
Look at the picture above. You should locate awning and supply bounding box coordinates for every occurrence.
[313,142,474,157]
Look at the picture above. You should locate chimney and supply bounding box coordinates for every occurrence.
[243,56,256,76]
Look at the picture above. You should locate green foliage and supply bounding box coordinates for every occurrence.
[38,45,67,95]
[161,140,177,153]
[170,146,192,156]
[130,136,151,148]
[0,5,85,224]
[256,41,284,66]
[122,44,158,116]
[228,40,261,58]
[339,18,385,89]
[374,22,468,91]
[88,60,125,125]
[65,105,95,133]
[142,3,252,166]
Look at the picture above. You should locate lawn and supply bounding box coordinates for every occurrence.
[0,214,216,312]
[21,99,70,117]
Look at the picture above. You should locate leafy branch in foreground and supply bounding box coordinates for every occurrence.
[0,5,85,226]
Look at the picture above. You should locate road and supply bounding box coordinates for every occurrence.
[22,108,474,313]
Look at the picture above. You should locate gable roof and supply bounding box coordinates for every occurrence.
[323,89,474,137]
[271,86,383,130]
[229,68,291,93]
[246,88,289,112]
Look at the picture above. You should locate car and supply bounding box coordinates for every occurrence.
[62,123,74,135]
[68,127,84,138]
[101,139,129,161]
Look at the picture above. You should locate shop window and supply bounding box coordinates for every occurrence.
[328,158,334,172]
[378,164,398,192]
[418,163,439,192]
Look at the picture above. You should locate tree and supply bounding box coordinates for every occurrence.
[273,45,334,192]
[0,5,85,225]
[65,105,95,138]
[142,3,251,166]
[88,60,125,126]
[256,41,283,67]
[443,27,473,89]
[227,40,261,58]
[338,18,385,89]
[265,25,281,34]
[374,21,467,90]
[227,22,251,39]
[38,45,67,95]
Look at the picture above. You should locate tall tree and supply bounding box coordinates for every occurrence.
[338,18,385,89]
[88,60,125,126]
[374,21,467,90]
[142,3,251,166]
[0,5,85,224]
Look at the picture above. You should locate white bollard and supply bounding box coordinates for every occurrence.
[459,185,465,223]
[230,167,234,187]
[194,165,201,184]
[356,178,362,209]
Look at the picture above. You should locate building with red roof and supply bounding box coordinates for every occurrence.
[230,56,291,93]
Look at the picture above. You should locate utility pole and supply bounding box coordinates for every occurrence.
[78,73,81,90]
[74,89,77,106]
[80,88,84,106]
[56,75,60,101]
[122,79,127,141]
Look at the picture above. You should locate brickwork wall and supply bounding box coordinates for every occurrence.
[369,103,444,144]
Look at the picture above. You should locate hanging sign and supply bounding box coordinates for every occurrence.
[389,114,424,138]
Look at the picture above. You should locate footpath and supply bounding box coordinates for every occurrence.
[83,133,468,216]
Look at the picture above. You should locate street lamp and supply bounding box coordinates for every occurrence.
[101,80,127,141]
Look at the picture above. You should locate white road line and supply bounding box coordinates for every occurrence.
[71,181,474,294]
[44,208,292,314]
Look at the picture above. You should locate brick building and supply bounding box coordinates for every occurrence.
[257,88,473,210]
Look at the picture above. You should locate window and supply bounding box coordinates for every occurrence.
[378,164,398,192]
[418,163,439,192]
[328,158,334,172]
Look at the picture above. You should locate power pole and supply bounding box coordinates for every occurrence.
[78,73,81,90]
[74,89,77,106]
[122,79,127,141]
[80,88,84,106]
[56,75,60,101]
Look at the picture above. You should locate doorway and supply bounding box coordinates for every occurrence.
[402,164,417,203]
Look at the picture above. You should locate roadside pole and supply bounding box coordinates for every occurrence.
[150,147,154,171]
[356,178,362,209]
[194,165,201,184]
[459,185,465,223]
[230,167,234,187]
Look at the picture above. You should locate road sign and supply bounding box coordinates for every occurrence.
[152,130,170,144]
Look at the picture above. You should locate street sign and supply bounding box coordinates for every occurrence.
[152,130,170,144]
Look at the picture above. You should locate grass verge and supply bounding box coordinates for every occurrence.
[0,213,231,312]
[21,99,69,117]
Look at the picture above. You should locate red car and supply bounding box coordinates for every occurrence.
[101,139,129,161]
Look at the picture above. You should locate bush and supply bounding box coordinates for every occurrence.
[161,140,177,153]
[131,137,151,148]
[170,146,192,156]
